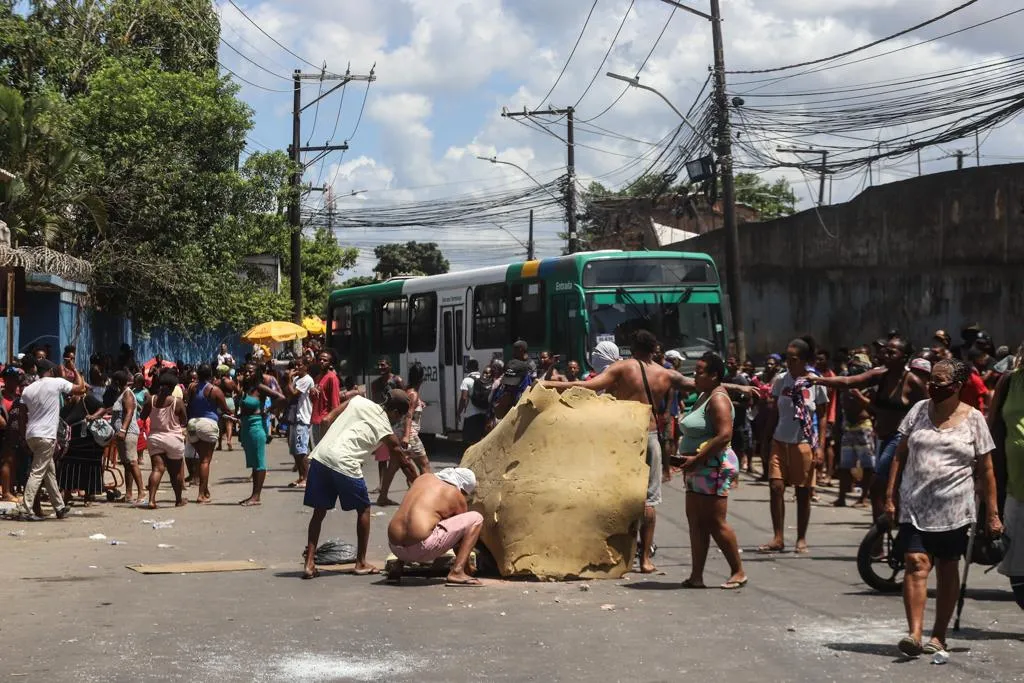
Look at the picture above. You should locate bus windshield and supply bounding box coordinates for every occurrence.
[586,292,724,362]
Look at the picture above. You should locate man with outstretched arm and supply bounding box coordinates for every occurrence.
[387,467,483,586]
[301,390,419,579]
[543,330,756,574]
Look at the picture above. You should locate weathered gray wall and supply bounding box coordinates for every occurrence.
[677,163,1024,355]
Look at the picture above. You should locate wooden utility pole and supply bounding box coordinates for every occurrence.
[501,107,577,253]
[709,0,745,363]
[288,67,374,322]
[528,209,535,260]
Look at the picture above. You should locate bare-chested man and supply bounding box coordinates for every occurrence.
[386,467,483,586]
[544,329,756,574]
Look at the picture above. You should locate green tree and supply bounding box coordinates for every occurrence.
[733,172,798,220]
[373,241,449,279]
[66,57,253,330]
[0,86,105,245]
[339,275,376,289]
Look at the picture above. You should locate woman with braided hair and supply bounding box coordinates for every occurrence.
[989,343,1024,609]
[886,358,1002,657]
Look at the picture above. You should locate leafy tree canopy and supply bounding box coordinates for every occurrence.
[733,172,798,220]
[373,241,449,279]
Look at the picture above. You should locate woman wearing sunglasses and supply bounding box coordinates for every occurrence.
[885,358,1002,658]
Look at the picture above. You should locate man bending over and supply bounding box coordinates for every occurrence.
[387,467,483,587]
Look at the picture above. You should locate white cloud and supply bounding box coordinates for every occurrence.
[223,0,1024,267]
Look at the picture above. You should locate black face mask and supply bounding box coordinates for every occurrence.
[929,384,958,403]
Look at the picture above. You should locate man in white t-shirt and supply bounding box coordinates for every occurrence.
[456,359,488,446]
[285,358,316,487]
[18,359,87,520]
[302,391,417,579]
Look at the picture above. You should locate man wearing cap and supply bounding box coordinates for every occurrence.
[301,391,418,579]
[17,359,87,520]
[492,353,534,421]
[386,467,484,586]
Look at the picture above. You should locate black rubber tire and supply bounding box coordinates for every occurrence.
[857,523,904,593]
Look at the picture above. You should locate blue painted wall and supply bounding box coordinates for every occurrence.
[131,324,245,367]
[0,316,21,361]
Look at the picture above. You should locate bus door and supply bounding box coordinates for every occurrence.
[550,289,584,371]
[439,302,465,433]
[351,307,372,385]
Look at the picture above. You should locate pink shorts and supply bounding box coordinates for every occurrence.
[389,511,483,564]
[374,444,390,463]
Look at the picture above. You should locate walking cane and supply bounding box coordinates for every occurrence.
[953,496,981,632]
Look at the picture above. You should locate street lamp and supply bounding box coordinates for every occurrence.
[475,156,565,207]
[605,73,715,150]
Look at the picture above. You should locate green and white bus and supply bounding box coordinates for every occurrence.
[326,250,728,437]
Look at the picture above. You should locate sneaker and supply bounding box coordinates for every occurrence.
[20,511,47,522]
[55,505,72,520]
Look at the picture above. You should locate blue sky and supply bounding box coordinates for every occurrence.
[217,0,1023,278]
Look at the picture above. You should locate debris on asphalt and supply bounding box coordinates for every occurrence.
[88,533,107,540]
[931,651,949,665]
[600,604,616,611]
[579,584,591,592]
[8,529,25,536]
[109,540,124,545]
[157,544,174,549]
[151,520,175,529]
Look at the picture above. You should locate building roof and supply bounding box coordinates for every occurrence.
[650,220,699,247]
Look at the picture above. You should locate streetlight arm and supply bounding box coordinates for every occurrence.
[606,73,715,150]
[475,156,566,207]
[489,222,529,250]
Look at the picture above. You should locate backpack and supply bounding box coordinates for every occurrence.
[469,375,491,411]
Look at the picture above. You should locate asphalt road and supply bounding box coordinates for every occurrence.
[1,438,1021,683]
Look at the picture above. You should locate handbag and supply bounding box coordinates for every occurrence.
[87,418,116,446]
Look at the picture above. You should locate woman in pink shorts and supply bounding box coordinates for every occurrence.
[677,352,747,590]
[141,372,188,509]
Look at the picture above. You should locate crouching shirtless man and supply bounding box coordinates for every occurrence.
[387,468,483,587]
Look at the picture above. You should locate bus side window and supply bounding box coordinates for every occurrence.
[408,293,437,352]
[510,281,545,345]
[378,297,408,354]
[331,303,353,355]
[473,283,507,349]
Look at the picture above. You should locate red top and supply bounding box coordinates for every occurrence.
[958,368,988,411]
[311,370,340,425]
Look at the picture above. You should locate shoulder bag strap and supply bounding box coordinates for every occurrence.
[637,360,664,444]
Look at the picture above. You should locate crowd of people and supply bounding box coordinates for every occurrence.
[2,322,1022,657]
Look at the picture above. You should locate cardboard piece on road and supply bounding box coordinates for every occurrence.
[127,560,266,574]
[384,550,477,577]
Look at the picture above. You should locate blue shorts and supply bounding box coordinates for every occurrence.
[875,433,903,479]
[303,460,371,512]
[289,422,311,457]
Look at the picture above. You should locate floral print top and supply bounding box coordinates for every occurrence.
[897,399,995,532]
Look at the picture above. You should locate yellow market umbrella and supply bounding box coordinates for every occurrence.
[242,320,309,344]
[302,316,326,335]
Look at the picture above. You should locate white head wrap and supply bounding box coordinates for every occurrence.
[436,467,477,495]
[590,341,620,374]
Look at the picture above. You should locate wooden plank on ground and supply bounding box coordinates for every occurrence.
[126,560,266,574]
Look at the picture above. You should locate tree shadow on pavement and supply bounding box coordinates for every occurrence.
[951,627,1024,642]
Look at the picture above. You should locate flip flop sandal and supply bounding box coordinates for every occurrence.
[922,640,947,655]
[720,578,749,590]
[898,636,923,657]
[680,578,706,589]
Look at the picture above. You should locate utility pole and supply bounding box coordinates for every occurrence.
[288,67,375,323]
[956,150,964,170]
[528,209,535,260]
[709,0,746,363]
[777,148,829,205]
[501,107,577,254]
[975,131,981,167]
[917,149,922,176]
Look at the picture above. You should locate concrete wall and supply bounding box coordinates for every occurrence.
[676,163,1024,356]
